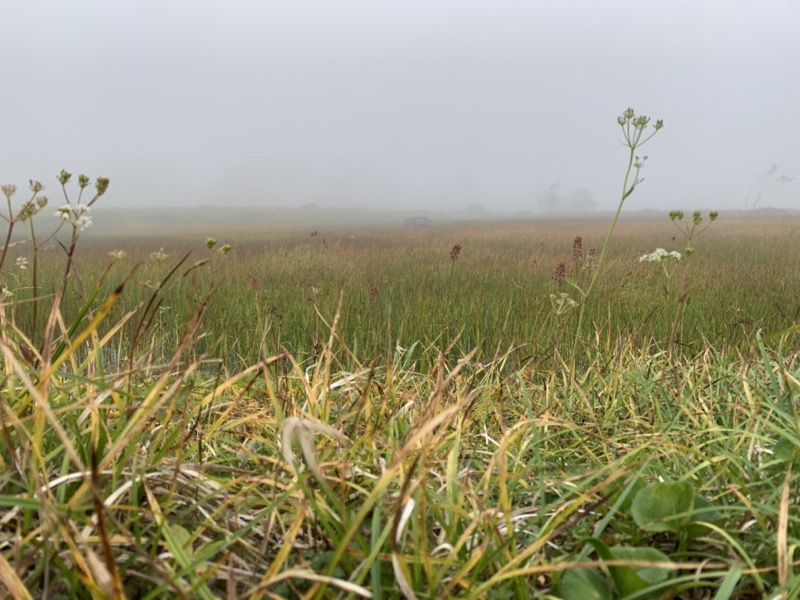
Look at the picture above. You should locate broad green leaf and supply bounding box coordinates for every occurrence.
[631,481,694,533]
[560,568,613,600]
[611,476,647,514]
[608,546,676,599]
[686,495,723,540]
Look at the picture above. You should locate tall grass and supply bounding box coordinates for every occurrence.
[7,215,799,373]
[1,200,798,598]
[1,151,799,600]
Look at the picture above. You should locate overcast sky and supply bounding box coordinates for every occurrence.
[2,1,798,212]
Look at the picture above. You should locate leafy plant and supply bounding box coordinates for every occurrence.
[560,481,723,599]
[569,108,664,383]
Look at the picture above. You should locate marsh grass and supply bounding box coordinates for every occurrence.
[1,200,799,598]
[10,216,797,370]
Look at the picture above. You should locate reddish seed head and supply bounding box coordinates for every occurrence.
[251,276,261,291]
[553,262,566,283]
[572,236,583,262]
[585,246,597,271]
[450,244,462,262]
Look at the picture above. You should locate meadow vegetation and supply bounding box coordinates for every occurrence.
[1,114,799,598]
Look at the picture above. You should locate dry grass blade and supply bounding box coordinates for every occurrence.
[391,496,420,600]
[280,416,350,477]
[0,551,34,600]
[777,461,793,588]
[247,568,372,598]
[90,448,125,600]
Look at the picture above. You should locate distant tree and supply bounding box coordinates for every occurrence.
[540,182,562,211]
[539,183,596,211]
[568,188,596,210]
[744,164,794,210]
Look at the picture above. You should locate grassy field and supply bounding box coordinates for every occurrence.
[1,204,799,598]
[10,212,800,369]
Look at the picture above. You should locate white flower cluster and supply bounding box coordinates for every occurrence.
[150,247,168,261]
[549,292,578,316]
[55,203,92,231]
[16,257,28,270]
[639,248,681,263]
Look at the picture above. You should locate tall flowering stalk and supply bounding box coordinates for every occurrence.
[0,171,109,352]
[449,244,462,275]
[51,171,109,331]
[571,236,583,264]
[569,109,663,381]
[659,209,718,357]
[552,262,566,284]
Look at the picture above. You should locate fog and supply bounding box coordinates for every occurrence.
[2,1,798,213]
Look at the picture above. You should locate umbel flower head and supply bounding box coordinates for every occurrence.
[55,203,92,231]
[151,247,168,262]
[640,248,681,263]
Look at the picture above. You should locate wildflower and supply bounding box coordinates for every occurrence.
[571,236,583,262]
[552,262,566,284]
[55,203,92,230]
[450,244,462,262]
[75,214,92,230]
[584,246,597,271]
[151,247,168,261]
[18,201,38,221]
[1,184,16,199]
[16,257,28,270]
[78,174,90,189]
[639,248,681,263]
[217,244,232,256]
[55,204,72,221]
[58,170,72,185]
[108,250,127,260]
[251,276,261,291]
[549,292,578,315]
[205,237,217,249]
[29,180,44,193]
[95,177,110,196]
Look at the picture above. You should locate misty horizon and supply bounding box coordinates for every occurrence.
[2,1,797,212]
